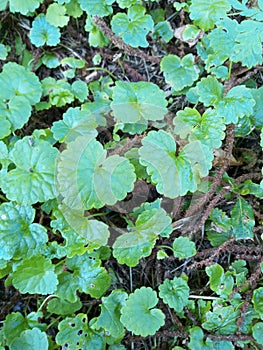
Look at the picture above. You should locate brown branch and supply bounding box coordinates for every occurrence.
[93,16,161,64]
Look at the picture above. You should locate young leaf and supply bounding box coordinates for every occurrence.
[30,14,61,47]
[46,3,69,28]
[206,263,234,297]
[12,255,58,295]
[160,54,199,92]
[0,202,48,261]
[159,277,190,312]
[1,137,58,204]
[51,107,98,143]
[111,81,167,124]
[202,305,239,334]
[47,298,82,316]
[230,198,255,239]
[56,314,105,349]
[174,108,225,150]
[189,0,231,31]
[120,287,165,336]
[0,96,31,132]
[92,290,128,343]
[85,16,110,48]
[111,5,154,47]
[9,328,48,350]
[172,237,196,259]
[0,43,8,60]
[78,0,114,16]
[153,21,173,43]
[113,207,172,266]
[56,135,136,210]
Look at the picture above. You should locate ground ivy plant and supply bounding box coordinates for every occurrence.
[0,0,263,349]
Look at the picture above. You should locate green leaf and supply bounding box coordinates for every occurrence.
[160,54,199,92]
[0,62,42,105]
[207,208,232,246]
[252,322,263,345]
[85,16,110,47]
[0,96,31,131]
[1,137,58,204]
[153,21,173,43]
[46,3,69,27]
[174,108,225,150]
[202,305,239,334]
[116,0,138,8]
[7,0,42,15]
[230,198,255,239]
[47,298,82,315]
[66,252,111,298]
[30,14,61,47]
[51,107,97,143]
[173,237,196,259]
[195,76,223,106]
[12,255,58,294]
[71,80,89,102]
[188,326,213,350]
[0,43,8,60]
[230,20,263,68]
[252,287,263,319]
[0,202,48,261]
[40,77,74,107]
[113,207,172,266]
[78,0,114,16]
[41,53,60,68]
[56,314,105,350]
[10,328,48,350]
[215,86,255,124]
[2,312,29,346]
[111,5,154,47]
[65,0,83,18]
[0,115,11,139]
[189,0,231,31]
[120,287,165,336]
[111,81,167,124]
[139,130,213,198]
[159,277,190,312]
[92,290,128,343]
[56,135,136,210]
[251,87,263,128]
[206,263,234,297]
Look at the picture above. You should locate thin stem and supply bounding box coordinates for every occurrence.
[85,66,118,80]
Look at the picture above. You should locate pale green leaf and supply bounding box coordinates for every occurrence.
[120,287,165,336]
[46,3,69,27]
[111,5,154,47]
[0,43,8,60]
[0,96,31,131]
[174,107,225,150]
[159,277,190,312]
[51,107,97,143]
[188,326,213,350]
[189,0,231,31]
[0,116,11,139]
[215,86,255,124]
[252,322,263,345]
[66,252,111,298]
[0,62,42,104]
[206,263,234,297]
[1,137,58,204]
[230,198,255,239]
[78,0,114,16]
[0,202,48,261]
[30,14,61,47]
[10,328,48,350]
[85,16,110,48]
[12,255,58,294]
[65,0,83,18]
[71,80,89,102]
[160,54,199,91]
[92,290,128,342]
[56,135,136,210]
[56,314,105,350]
[196,76,223,107]
[113,207,172,266]
[111,81,167,124]
[173,237,196,259]
[47,298,82,315]
[8,0,42,15]
[202,305,239,334]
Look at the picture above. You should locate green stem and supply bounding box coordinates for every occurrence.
[85,67,118,80]
[158,245,174,253]
[228,61,233,80]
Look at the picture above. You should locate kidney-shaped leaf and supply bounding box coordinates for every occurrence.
[10,328,48,350]
[1,137,59,204]
[159,277,190,312]
[56,135,136,210]
[120,287,165,336]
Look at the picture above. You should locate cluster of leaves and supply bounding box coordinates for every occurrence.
[0,0,263,349]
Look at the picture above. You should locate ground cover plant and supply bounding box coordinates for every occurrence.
[0,0,263,349]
